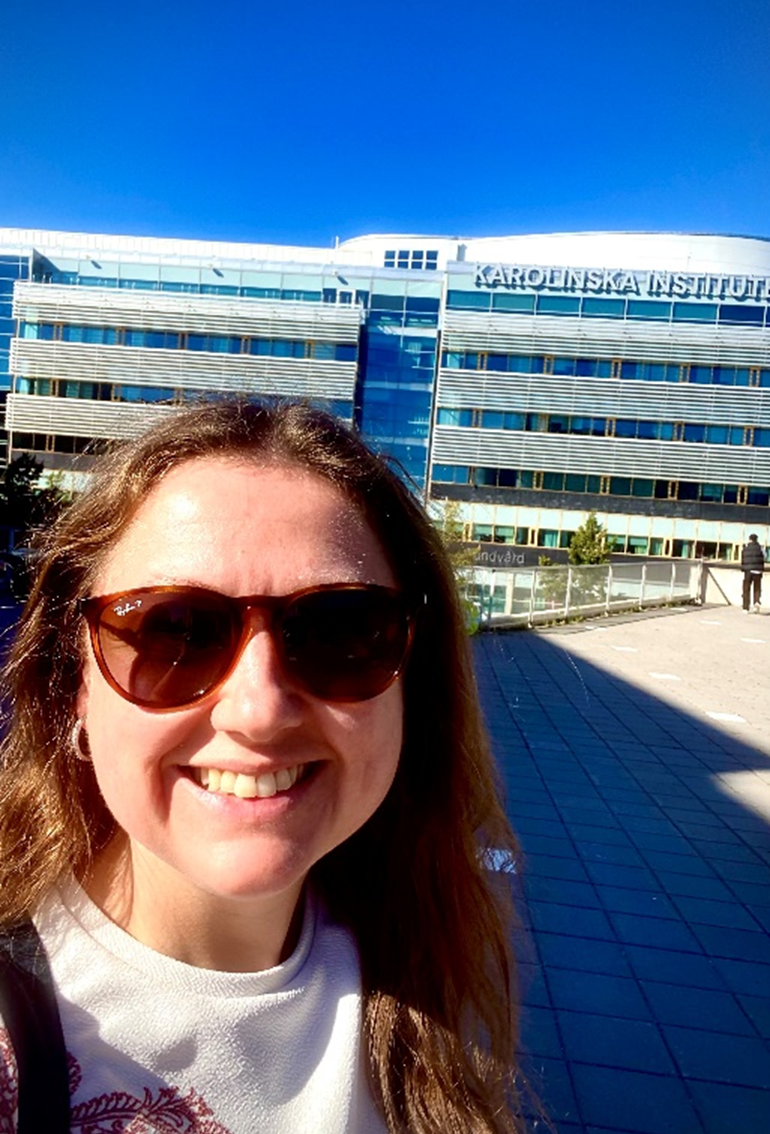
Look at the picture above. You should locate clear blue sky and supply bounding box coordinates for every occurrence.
[1,0,768,246]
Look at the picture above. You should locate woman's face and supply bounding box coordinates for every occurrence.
[78,457,404,920]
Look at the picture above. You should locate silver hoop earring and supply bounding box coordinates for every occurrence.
[71,718,91,762]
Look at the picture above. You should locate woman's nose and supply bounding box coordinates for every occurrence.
[208,621,305,740]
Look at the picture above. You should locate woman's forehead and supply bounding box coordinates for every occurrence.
[95,456,393,592]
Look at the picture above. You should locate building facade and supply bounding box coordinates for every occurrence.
[2,228,769,560]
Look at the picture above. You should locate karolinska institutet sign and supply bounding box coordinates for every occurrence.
[474,263,770,302]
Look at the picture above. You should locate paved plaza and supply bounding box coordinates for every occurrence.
[476,605,770,1134]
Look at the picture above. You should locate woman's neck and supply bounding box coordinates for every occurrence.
[82,835,306,972]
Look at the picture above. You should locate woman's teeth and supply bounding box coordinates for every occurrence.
[193,765,303,798]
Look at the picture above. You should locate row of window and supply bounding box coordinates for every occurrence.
[468,525,738,561]
[36,271,368,307]
[436,408,770,447]
[12,383,354,419]
[442,350,770,388]
[446,290,770,326]
[383,250,439,271]
[21,323,358,361]
[431,464,770,506]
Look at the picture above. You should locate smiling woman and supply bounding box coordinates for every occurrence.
[0,399,525,1134]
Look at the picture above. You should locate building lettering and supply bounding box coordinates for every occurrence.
[474,263,770,303]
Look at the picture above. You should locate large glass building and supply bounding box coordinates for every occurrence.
[2,227,769,560]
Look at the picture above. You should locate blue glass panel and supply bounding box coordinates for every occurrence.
[503,412,525,430]
[482,411,504,429]
[596,360,613,378]
[621,361,640,379]
[615,420,637,438]
[491,293,535,313]
[565,474,586,492]
[754,429,770,447]
[536,296,580,315]
[370,294,405,311]
[553,358,576,376]
[548,415,569,433]
[575,358,597,377]
[610,477,632,495]
[486,354,507,372]
[627,300,671,320]
[635,420,658,439]
[405,296,439,312]
[719,304,764,325]
[747,488,770,505]
[444,351,462,368]
[432,464,468,483]
[659,423,675,440]
[543,472,564,490]
[672,303,717,322]
[690,366,712,384]
[0,279,17,295]
[683,423,706,442]
[706,425,728,444]
[446,291,490,310]
[581,297,625,317]
[437,408,472,427]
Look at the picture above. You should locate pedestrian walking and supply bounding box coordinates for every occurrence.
[741,533,766,612]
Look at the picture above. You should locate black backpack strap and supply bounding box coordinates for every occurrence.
[0,919,70,1132]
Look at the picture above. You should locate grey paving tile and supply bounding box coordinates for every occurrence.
[522,853,590,882]
[577,842,647,868]
[625,946,726,991]
[640,981,757,1036]
[570,1065,705,1134]
[711,957,770,998]
[653,873,734,901]
[736,994,770,1039]
[528,901,615,941]
[516,833,579,860]
[669,893,764,930]
[688,1080,770,1134]
[663,1023,770,1087]
[523,875,602,909]
[585,862,660,891]
[608,912,702,953]
[545,968,651,1019]
[595,886,677,919]
[689,839,765,864]
[690,922,770,963]
[638,851,715,877]
[711,858,770,884]
[536,933,631,977]
[558,1010,675,1073]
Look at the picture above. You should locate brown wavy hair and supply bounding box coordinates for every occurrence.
[0,399,524,1133]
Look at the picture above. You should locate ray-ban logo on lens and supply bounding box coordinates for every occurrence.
[114,600,143,616]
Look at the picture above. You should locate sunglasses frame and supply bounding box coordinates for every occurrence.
[79,582,418,711]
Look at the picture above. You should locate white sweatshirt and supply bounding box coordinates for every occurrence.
[0,878,388,1133]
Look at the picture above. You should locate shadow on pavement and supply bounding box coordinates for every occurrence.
[475,630,770,1134]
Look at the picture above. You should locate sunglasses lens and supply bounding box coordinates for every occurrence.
[95,591,238,708]
[280,587,412,701]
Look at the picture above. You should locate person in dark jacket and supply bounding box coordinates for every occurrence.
[741,533,766,612]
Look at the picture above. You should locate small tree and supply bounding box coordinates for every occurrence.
[568,512,613,565]
[0,454,71,538]
[431,498,481,631]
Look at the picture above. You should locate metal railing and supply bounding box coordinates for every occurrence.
[462,559,703,630]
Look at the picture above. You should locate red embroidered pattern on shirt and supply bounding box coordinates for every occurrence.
[1,1034,232,1134]
[69,1054,233,1134]
[0,1029,18,1134]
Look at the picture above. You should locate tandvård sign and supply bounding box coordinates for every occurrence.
[474,263,770,302]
